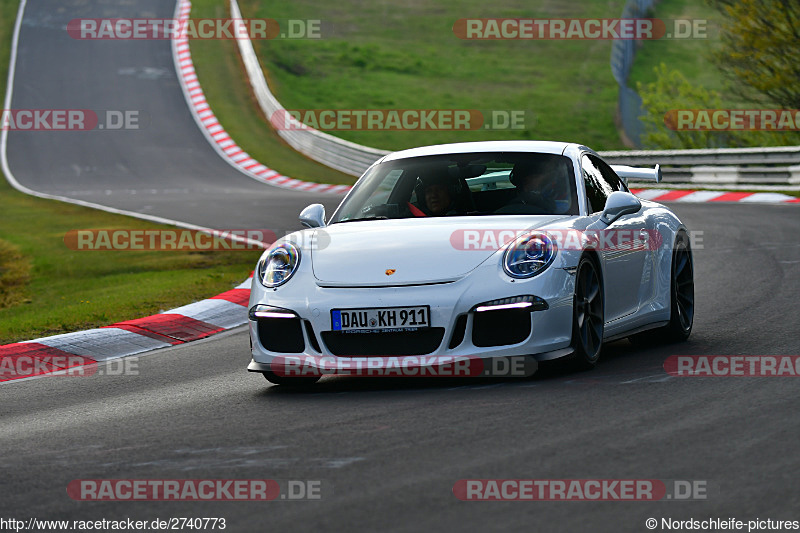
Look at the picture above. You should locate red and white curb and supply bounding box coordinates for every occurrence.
[171,0,351,195]
[0,277,253,383]
[629,188,799,204]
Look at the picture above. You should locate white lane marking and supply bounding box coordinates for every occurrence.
[121,456,364,470]
[0,1,293,251]
[619,374,673,384]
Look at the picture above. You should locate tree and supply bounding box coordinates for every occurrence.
[637,64,726,149]
[637,63,800,149]
[709,0,800,109]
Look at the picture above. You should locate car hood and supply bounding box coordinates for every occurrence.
[311,215,567,286]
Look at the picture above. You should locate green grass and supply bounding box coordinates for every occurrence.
[628,0,730,96]
[0,185,262,344]
[628,0,800,148]
[192,0,629,152]
[188,1,356,184]
[0,1,260,344]
[0,238,30,309]
[0,0,17,104]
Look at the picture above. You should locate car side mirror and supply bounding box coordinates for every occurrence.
[600,191,641,224]
[299,204,326,228]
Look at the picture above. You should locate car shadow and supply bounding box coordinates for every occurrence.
[252,335,708,397]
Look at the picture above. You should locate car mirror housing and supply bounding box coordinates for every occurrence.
[600,191,641,224]
[299,204,326,228]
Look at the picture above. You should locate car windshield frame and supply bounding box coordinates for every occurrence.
[328,152,579,224]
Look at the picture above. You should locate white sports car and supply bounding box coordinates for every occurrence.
[247,141,694,385]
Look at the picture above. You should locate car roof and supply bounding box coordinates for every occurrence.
[380,140,576,162]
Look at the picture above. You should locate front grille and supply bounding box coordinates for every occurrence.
[321,328,445,356]
[257,317,305,353]
[472,309,531,347]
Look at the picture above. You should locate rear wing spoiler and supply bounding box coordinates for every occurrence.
[610,164,662,183]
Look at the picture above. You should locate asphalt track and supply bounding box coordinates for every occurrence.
[2,1,800,532]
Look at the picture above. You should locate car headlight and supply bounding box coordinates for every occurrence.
[257,242,300,287]
[503,232,557,279]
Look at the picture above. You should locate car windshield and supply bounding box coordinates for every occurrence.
[329,152,579,224]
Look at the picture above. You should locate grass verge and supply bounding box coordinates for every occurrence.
[0,182,262,344]
[629,0,800,147]
[188,0,357,184]
[0,238,30,309]
[628,0,728,95]
[191,0,627,154]
[0,1,260,344]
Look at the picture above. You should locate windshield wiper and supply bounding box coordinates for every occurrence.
[334,215,389,224]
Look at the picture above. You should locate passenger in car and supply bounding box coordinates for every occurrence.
[494,159,564,215]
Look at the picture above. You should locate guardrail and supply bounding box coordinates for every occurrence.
[600,146,800,186]
[230,0,387,177]
[229,0,800,188]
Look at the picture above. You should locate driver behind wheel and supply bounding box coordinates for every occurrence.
[409,169,472,217]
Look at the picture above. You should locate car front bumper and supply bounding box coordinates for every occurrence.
[248,261,576,374]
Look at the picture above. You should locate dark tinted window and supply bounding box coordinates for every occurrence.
[581,155,609,214]
[329,152,579,223]
[591,154,628,193]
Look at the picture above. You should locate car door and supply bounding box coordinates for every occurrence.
[581,153,649,322]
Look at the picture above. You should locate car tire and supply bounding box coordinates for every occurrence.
[631,234,694,345]
[262,371,320,387]
[566,255,604,370]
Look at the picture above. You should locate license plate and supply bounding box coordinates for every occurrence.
[331,306,430,332]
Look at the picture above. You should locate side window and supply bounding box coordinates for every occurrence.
[581,155,608,214]
[591,155,629,193]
